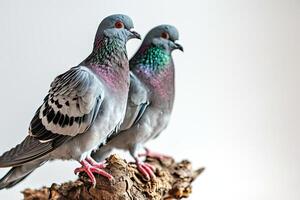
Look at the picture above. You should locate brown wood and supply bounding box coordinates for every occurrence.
[22,154,204,200]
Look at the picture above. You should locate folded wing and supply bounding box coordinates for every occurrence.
[0,66,104,167]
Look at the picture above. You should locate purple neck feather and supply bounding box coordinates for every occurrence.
[82,36,129,92]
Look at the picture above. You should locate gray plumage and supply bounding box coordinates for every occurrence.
[92,25,183,164]
[0,14,140,189]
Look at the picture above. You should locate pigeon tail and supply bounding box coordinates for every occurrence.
[0,136,56,168]
[0,159,46,189]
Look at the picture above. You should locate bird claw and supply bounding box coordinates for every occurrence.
[137,161,155,180]
[86,157,107,168]
[138,148,171,160]
[74,159,113,187]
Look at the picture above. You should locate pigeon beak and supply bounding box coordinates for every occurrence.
[129,30,141,40]
[174,42,184,52]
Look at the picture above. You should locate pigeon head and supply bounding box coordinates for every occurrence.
[130,25,182,76]
[143,25,183,52]
[95,14,141,42]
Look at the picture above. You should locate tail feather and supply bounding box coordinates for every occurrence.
[0,159,46,189]
[0,136,53,168]
[0,169,33,189]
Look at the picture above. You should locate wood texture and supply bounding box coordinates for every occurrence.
[22,154,204,200]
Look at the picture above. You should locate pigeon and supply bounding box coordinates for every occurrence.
[92,25,183,179]
[0,14,141,189]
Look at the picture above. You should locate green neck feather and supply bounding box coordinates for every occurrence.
[131,46,171,72]
[84,37,127,66]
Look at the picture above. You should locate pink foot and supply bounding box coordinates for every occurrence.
[138,148,171,160]
[136,161,155,180]
[74,159,113,187]
[86,156,106,169]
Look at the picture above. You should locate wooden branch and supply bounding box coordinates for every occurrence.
[22,154,204,200]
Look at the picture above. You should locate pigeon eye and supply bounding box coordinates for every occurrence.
[161,32,169,40]
[115,21,124,29]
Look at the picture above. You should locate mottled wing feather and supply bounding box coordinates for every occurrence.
[0,66,104,167]
[29,66,104,142]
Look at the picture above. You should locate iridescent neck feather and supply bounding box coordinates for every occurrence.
[130,45,171,74]
[131,45,174,101]
[82,36,129,92]
[83,36,128,67]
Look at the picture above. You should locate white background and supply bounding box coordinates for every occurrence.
[0,0,299,199]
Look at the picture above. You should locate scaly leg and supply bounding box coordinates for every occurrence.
[130,144,156,180]
[86,156,106,169]
[138,147,171,160]
[135,157,156,180]
[74,159,113,187]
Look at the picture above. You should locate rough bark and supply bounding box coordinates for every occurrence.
[22,154,204,200]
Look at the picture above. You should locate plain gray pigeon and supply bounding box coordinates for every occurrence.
[92,25,183,179]
[0,14,141,189]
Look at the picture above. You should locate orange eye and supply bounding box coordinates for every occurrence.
[161,32,169,39]
[115,21,124,29]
